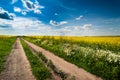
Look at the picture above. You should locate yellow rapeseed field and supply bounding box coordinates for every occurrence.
[29,36,120,45]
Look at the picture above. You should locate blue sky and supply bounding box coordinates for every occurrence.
[0,0,120,36]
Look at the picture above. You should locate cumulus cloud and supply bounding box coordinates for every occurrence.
[59,24,93,36]
[50,20,68,26]
[14,7,21,12]
[0,7,14,20]
[21,11,27,15]
[76,15,83,20]
[58,27,80,36]
[0,17,56,35]
[14,6,27,15]
[0,16,94,36]
[82,24,92,30]
[55,25,94,36]
[21,0,44,14]
[0,17,43,29]
[11,0,18,4]
[60,21,68,25]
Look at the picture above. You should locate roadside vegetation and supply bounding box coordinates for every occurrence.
[21,40,51,80]
[0,36,16,73]
[24,36,120,80]
[28,43,71,80]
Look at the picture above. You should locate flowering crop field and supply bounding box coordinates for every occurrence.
[0,36,16,72]
[24,36,120,80]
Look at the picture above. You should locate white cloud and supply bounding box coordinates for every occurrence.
[0,17,82,36]
[0,7,15,20]
[50,20,68,26]
[9,13,16,17]
[21,0,44,14]
[60,21,68,25]
[0,17,43,29]
[14,7,21,12]
[21,11,27,15]
[0,7,9,14]
[0,17,57,35]
[50,20,57,26]
[14,6,28,15]
[54,25,94,36]
[34,9,41,14]
[0,7,5,13]
[82,24,92,30]
[0,10,93,36]
[76,15,83,20]
[11,0,18,4]
[55,13,58,15]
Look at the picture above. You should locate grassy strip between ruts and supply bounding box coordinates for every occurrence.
[21,40,51,80]
[0,36,16,73]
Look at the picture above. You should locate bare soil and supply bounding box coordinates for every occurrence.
[0,38,35,80]
[24,39,102,80]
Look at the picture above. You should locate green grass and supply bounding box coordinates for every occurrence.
[21,40,51,80]
[0,36,16,73]
[38,52,48,63]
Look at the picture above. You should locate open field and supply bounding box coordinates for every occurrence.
[0,35,120,80]
[0,0,120,80]
[24,36,120,80]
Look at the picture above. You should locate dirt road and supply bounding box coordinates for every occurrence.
[24,39,102,80]
[0,38,35,80]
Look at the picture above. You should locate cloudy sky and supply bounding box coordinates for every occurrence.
[0,0,120,36]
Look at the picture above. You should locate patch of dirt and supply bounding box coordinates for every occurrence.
[24,39,102,80]
[0,38,35,80]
